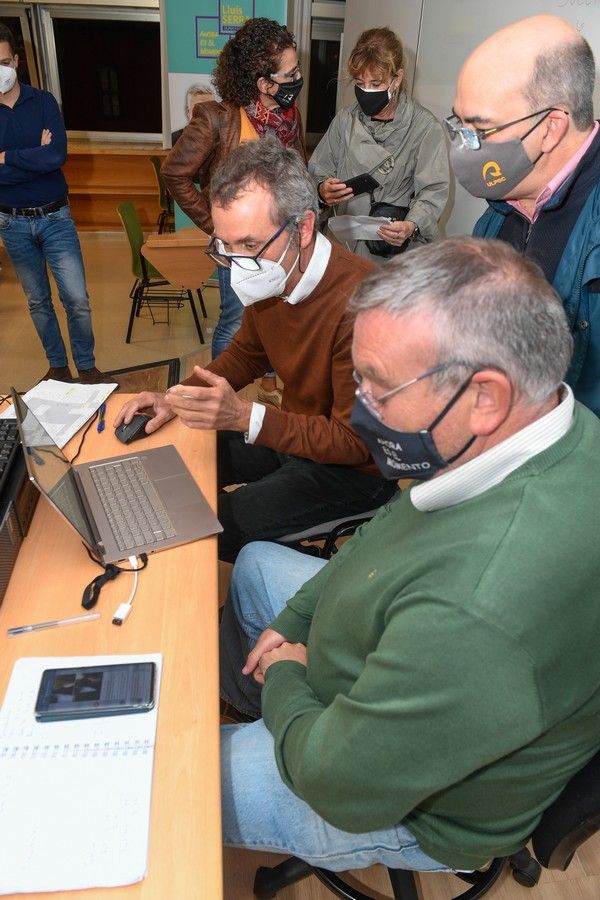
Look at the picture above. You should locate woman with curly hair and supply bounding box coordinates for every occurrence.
[162,18,306,361]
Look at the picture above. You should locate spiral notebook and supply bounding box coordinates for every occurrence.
[0,653,162,895]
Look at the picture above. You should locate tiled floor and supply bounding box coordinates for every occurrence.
[0,232,215,394]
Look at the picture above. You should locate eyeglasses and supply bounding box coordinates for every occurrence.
[206,220,291,270]
[269,66,301,82]
[353,363,451,417]
[443,107,564,151]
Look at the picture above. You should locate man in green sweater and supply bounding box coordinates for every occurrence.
[219,236,600,872]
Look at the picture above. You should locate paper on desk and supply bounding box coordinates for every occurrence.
[0,379,117,447]
[328,214,392,242]
[0,653,162,895]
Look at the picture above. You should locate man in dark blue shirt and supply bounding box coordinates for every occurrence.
[0,23,106,384]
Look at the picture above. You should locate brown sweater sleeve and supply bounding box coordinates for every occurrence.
[254,312,370,467]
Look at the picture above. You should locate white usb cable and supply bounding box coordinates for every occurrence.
[112,555,142,625]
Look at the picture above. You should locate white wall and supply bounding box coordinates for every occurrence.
[338,0,423,109]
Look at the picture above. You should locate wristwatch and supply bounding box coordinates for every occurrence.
[411,223,420,240]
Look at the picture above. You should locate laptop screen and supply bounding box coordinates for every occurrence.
[12,390,96,549]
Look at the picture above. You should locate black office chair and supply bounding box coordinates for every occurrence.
[117,200,205,345]
[276,487,400,559]
[253,749,600,899]
[276,509,383,559]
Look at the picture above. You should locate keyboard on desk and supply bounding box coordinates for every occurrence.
[0,420,21,498]
[89,456,176,552]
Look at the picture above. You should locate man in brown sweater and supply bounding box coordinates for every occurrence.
[116,140,395,561]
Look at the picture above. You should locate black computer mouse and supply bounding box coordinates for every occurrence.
[115,413,153,445]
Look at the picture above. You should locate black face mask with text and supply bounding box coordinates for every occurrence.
[271,75,304,109]
[350,377,476,480]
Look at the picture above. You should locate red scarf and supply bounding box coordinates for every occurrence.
[245,98,300,147]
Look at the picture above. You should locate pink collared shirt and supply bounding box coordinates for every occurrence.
[508,121,599,223]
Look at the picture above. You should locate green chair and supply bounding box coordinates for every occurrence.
[117,200,204,345]
[149,155,174,234]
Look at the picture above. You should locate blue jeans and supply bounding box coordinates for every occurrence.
[213,266,243,359]
[220,542,451,873]
[0,205,95,369]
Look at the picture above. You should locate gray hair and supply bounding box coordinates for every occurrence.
[185,83,213,118]
[523,36,595,131]
[348,237,573,405]
[209,136,318,232]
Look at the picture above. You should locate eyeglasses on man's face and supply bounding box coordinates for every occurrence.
[353,363,451,417]
[443,107,563,151]
[206,219,292,270]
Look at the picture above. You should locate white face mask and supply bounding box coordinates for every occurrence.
[0,64,17,95]
[229,234,299,307]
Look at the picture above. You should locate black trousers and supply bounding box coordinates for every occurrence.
[216,430,396,562]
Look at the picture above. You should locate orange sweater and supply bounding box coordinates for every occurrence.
[186,241,378,474]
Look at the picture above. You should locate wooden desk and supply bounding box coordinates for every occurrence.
[142,227,215,289]
[0,395,222,900]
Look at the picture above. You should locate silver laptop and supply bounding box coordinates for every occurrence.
[12,389,222,564]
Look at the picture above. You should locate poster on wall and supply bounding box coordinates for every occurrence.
[164,0,287,145]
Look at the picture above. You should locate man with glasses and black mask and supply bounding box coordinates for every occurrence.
[116,138,395,563]
[216,237,600,876]
[446,14,600,417]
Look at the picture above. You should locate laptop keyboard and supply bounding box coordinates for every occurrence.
[0,420,20,497]
[90,456,177,552]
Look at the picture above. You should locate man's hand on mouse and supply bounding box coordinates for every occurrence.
[165,367,253,432]
[114,391,174,433]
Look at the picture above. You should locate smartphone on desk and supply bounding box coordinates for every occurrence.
[34,661,156,721]
[341,173,380,196]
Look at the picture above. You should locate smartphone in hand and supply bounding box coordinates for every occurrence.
[341,173,380,196]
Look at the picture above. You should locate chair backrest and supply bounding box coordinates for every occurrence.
[532,749,600,870]
[149,155,171,213]
[117,200,161,281]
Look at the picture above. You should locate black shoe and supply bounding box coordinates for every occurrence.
[43,366,74,383]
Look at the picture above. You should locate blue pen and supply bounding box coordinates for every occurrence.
[97,402,106,433]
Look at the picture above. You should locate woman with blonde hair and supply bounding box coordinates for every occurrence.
[309,27,449,259]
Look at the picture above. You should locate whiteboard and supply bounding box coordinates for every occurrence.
[341,0,600,236]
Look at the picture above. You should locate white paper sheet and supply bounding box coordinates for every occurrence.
[327,214,392,242]
[0,653,161,895]
[0,380,117,447]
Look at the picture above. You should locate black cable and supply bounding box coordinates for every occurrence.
[67,407,102,464]
[81,549,148,609]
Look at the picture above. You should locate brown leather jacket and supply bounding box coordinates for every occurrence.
[161,100,306,234]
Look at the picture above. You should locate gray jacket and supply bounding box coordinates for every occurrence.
[309,92,449,255]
